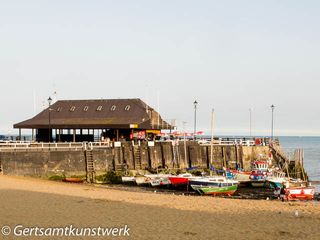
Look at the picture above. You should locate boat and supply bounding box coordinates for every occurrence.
[229,169,251,183]
[62,177,84,183]
[145,174,171,187]
[249,161,271,187]
[190,177,239,196]
[135,174,171,186]
[135,176,151,185]
[168,173,194,186]
[121,176,136,183]
[283,186,315,201]
[266,170,287,188]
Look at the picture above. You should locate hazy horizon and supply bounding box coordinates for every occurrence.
[1,1,320,136]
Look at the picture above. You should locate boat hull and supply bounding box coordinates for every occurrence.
[135,176,151,185]
[284,187,315,201]
[168,177,189,186]
[191,185,238,196]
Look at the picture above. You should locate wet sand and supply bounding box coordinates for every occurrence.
[0,175,319,240]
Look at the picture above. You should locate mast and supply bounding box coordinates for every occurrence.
[210,108,215,176]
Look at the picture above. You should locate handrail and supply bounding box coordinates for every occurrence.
[0,142,111,152]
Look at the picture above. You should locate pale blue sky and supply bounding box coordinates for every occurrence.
[1,0,320,136]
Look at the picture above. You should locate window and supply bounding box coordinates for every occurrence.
[96,106,103,111]
[57,107,62,112]
[83,106,89,112]
[70,106,76,112]
[110,105,116,111]
[124,105,131,111]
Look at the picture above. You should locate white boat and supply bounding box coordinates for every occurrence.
[135,174,171,186]
[135,176,151,185]
[266,170,287,188]
[121,176,136,183]
[145,174,171,187]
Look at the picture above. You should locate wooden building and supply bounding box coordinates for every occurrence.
[14,98,173,142]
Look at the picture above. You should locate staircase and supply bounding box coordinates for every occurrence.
[84,150,96,183]
[270,145,290,167]
[133,145,141,169]
[270,145,308,180]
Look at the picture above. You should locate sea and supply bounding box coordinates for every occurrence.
[279,136,320,193]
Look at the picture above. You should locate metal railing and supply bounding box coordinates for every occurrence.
[0,137,273,152]
[0,141,112,152]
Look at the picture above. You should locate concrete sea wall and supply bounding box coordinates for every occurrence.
[0,142,270,177]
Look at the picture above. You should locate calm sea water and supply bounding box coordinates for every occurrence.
[278,136,320,193]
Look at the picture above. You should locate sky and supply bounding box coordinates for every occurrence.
[0,0,320,136]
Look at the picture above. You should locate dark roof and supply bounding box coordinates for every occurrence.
[14,98,173,130]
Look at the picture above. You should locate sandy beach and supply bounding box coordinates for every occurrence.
[0,175,319,240]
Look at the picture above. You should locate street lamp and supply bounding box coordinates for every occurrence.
[48,97,52,144]
[271,104,275,140]
[249,108,252,137]
[193,100,198,140]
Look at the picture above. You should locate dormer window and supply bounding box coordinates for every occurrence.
[70,106,76,112]
[83,106,89,112]
[57,107,62,112]
[124,105,131,111]
[96,106,103,111]
[110,105,116,111]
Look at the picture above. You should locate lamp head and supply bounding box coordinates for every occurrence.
[48,97,52,106]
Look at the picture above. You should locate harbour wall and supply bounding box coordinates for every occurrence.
[0,142,270,177]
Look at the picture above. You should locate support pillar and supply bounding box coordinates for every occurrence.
[31,129,34,142]
[73,129,76,142]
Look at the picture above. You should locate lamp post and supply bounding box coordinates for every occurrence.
[182,121,188,168]
[193,100,198,140]
[249,108,252,137]
[271,104,275,141]
[48,97,52,145]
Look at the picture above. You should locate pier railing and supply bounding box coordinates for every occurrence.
[0,141,111,152]
[0,137,272,152]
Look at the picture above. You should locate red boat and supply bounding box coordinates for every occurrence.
[284,187,315,201]
[168,173,194,186]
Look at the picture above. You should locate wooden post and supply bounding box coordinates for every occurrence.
[73,129,76,142]
[31,129,34,142]
[58,129,61,142]
[223,146,227,168]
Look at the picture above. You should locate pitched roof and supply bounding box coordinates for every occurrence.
[14,98,172,130]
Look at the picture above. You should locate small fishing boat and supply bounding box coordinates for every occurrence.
[135,174,171,186]
[135,176,151,186]
[229,169,251,183]
[190,177,238,196]
[145,174,171,187]
[249,161,271,187]
[168,173,194,186]
[63,177,84,183]
[283,186,315,201]
[266,170,287,188]
[121,176,136,183]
